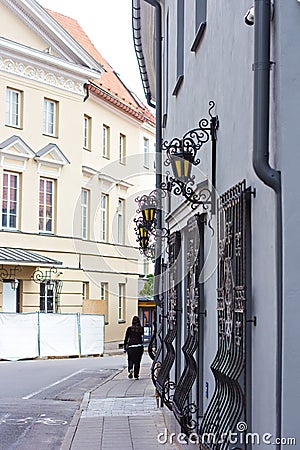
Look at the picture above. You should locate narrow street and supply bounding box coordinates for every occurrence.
[0,355,126,449]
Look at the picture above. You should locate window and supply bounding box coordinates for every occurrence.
[100,282,108,301]
[2,171,19,229]
[119,133,126,164]
[6,88,22,128]
[82,282,89,301]
[39,178,54,233]
[40,281,56,313]
[100,282,109,323]
[173,0,184,95]
[117,198,125,244]
[143,257,149,277]
[102,125,110,158]
[191,0,207,51]
[143,138,149,168]
[43,98,58,136]
[81,189,89,240]
[118,284,125,322]
[100,193,108,242]
[83,115,92,149]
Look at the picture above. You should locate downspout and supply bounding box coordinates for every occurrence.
[83,83,89,102]
[252,1,282,447]
[143,0,163,307]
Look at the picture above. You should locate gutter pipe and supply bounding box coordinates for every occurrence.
[253,1,282,447]
[141,0,163,307]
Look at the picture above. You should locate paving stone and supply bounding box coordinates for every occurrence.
[67,364,174,450]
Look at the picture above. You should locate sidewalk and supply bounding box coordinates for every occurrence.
[61,361,176,450]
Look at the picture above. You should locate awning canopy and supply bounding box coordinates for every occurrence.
[0,248,62,266]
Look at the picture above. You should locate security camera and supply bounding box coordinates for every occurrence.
[244,6,254,26]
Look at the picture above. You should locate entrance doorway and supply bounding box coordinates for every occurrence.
[2,281,19,312]
[139,307,155,343]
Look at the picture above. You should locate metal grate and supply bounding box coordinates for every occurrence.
[200,180,250,449]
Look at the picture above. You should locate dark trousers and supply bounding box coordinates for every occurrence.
[127,346,144,378]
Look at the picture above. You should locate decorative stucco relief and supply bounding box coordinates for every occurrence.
[0,56,84,94]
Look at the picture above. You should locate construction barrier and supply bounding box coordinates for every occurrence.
[0,312,104,360]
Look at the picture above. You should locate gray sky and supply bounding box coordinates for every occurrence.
[38,0,146,102]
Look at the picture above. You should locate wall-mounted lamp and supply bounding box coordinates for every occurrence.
[10,278,19,290]
[0,265,21,289]
[161,101,218,212]
[136,190,158,230]
[134,190,169,260]
[136,218,150,251]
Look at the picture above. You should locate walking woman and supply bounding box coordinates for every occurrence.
[124,316,144,379]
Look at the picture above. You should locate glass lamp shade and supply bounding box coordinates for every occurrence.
[138,225,149,250]
[142,206,156,228]
[11,278,19,290]
[170,147,193,182]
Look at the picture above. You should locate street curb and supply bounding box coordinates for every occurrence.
[60,368,124,450]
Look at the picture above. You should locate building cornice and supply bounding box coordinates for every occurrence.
[87,82,155,125]
[0,38,102,95]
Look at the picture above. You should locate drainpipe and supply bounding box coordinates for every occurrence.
[143,0,163,306]
[83,83,89,102]
[252,1,282,448]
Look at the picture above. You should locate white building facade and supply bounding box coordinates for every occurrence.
[0,0,155,348]
[133,0,300,448]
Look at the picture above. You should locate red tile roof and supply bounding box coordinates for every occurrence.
[46,9,155,125]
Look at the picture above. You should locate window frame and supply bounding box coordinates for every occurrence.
[191,0,207,52]
[143,137,149,168]
[2,171,19,230]
[6,88,22,128]
[100,193,109,242]
[39,178,55,234]
[117,198,125,244]
[81,188,89,240]
[43,98,58,137]
[40,281,56,313]
[83,115,92,150]
[119,133,126,165]
[118,283,125,322]
[100,282,109,323]
[82,282,89,301]
[102,124,110,158]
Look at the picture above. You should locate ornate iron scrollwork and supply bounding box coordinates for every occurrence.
[155,231,181,409]
[161,101,218,212]
[172,214,204,434]
[199,180,250,449]
[32,266,59,284]
[32,266,63,314]
[134,189,168,261]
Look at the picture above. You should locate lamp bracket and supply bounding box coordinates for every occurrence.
[162,100,218,170]
[0,265,21,281]
[162,175,212,211]
[32,266,58,284]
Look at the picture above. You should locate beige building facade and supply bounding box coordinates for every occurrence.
[0,0,155,346]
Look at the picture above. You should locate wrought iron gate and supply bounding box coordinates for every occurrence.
[200,180,250,449]
[155,230,181,408]
[172,214,205,434]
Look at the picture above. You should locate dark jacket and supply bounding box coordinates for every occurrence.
[124,325,144,348]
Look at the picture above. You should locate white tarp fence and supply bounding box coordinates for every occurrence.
[0,313,104,361]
